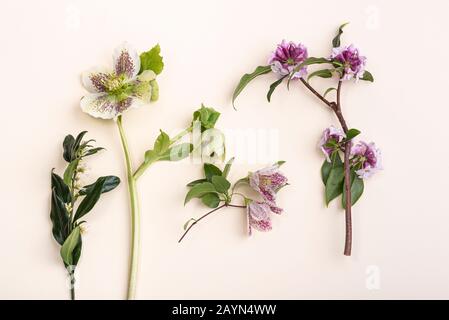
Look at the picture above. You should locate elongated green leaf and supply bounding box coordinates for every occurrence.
[321,152,343,184]
[360,70,374,82]
[204,163,222,181]
[267,76,286,102]
[201,193,221,208]
[307,69,333,81]
[184,182,217,205]
[345,128,361,140]
[83,147,104,157]
[73,131,87,157]
[159,143,193,161]
[79,176,120,196]
[222,157,234,178]
[51,171,71,203]
[232,65,272,107]
[153,130,170,154]
[324,87,337,97]
[50,189,70,245]
[74,177,107,221]
[139,44,164,75]
[187,179,208,187]
[63,159,79,186]
[325,165,345,205]
[332,22,349,47]
[211,175,231,193]
[342,171,364,207]
[60,227,81,266]
[63,135,75,162]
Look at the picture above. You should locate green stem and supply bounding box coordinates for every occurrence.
[117,116,140,300]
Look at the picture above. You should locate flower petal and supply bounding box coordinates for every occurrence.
[81,67,112,93]
[80,93,133,120]
[113,42,140,79]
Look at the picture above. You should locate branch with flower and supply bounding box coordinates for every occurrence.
[80,43,223,299]
[50,131,120,300]
[232,24,382,256]
[179,159,288,242]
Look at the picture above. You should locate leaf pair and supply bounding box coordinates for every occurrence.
[144,130,193,165]
[193,104,221,131]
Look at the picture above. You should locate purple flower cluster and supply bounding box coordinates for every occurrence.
[247,164,288,235]
[268,40,308,79]
[331,44,366,81]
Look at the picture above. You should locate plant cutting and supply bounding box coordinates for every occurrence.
[179,159,288,242]
[232,24,382,256]
[80,43,223,299]
[50,131,120,300]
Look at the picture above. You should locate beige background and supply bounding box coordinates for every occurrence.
[1,0,448,299]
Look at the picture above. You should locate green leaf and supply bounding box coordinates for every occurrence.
[153,130,170,154]
[183,218,196,230]
[287,57,331,88]
[63,135,75,162]
[332,22,349,47]
[232,65,272,108]
[187,179,208,187]
[51,171,71,203]
[63,159,79,186]
[184,182,217,205]
[222,157,234,178]
[324,87,337,97]
[159,143,193,161]
[74,177,107,221]
[193,105,221,131]
[50,189,70,246]
[60,227,81,266]
[201,193,221,208]
[83,147,104,157]
[266,76,286,102]
[204,163,222,181]
[325,164,345,205]
[211,175,231,193]
[345,128,361,141]
[73,131,87,157]
[307,69,334,81]
[276,160,286,167]
[360,70,374,82]
[139,44,164,75]
[150,79,159,101]
[321,152,342,184]
[342,170,364,207]
[79,176,120,196]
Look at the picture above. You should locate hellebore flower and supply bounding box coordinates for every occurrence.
[319,126,346,162]
[247,201,272,235]
[331,44,366,81]
[268,40,308,79]
[249,164,288,204]
[81,43,156,119]
[351,141,382,178]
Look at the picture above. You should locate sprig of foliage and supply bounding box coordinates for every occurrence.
[50,131,120,299]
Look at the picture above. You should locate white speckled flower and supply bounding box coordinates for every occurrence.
[81,43,156,120]
[247,201,272,235]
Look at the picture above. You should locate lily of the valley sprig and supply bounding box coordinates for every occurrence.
[179,160,288,242]
[50,131,120,300]
[80,43,223,299]
[232,24,381,256]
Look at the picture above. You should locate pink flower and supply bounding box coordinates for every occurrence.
[247,201,272,235]
[268,40,308,79]
[319,126,345,162]
[351,141,382,178]
[249,164,288,203]
[331,44,366,81]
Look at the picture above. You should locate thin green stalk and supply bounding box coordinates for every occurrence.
[117,116,140,300]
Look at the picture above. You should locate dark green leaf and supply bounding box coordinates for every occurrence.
[159,143,193,161]
[83,147,104,157]
[50,189,70,246]
[211,175,231,193]
[51,171,71,203]
[222,157,234,178]
[204,163,222,181]
[342,171,364,207]
[287,57,331,88]
[60,227,81,266]
[71,235,82,266]
[307,69,333,81]
[325,165,345,205]
[201,193,221,208]
[184,182,217,205]
[63,135,75,162]
[74,177,107,221]
[139,44,164,75]
[79,176,120,196]
[232,65,272,108]
[345,128,361,140]
[73,131,87,157]
[360,70,374,82]
[332,22,349,47]
[267,76,286,102]
[321,152,342,184]
[187,179,208,187]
